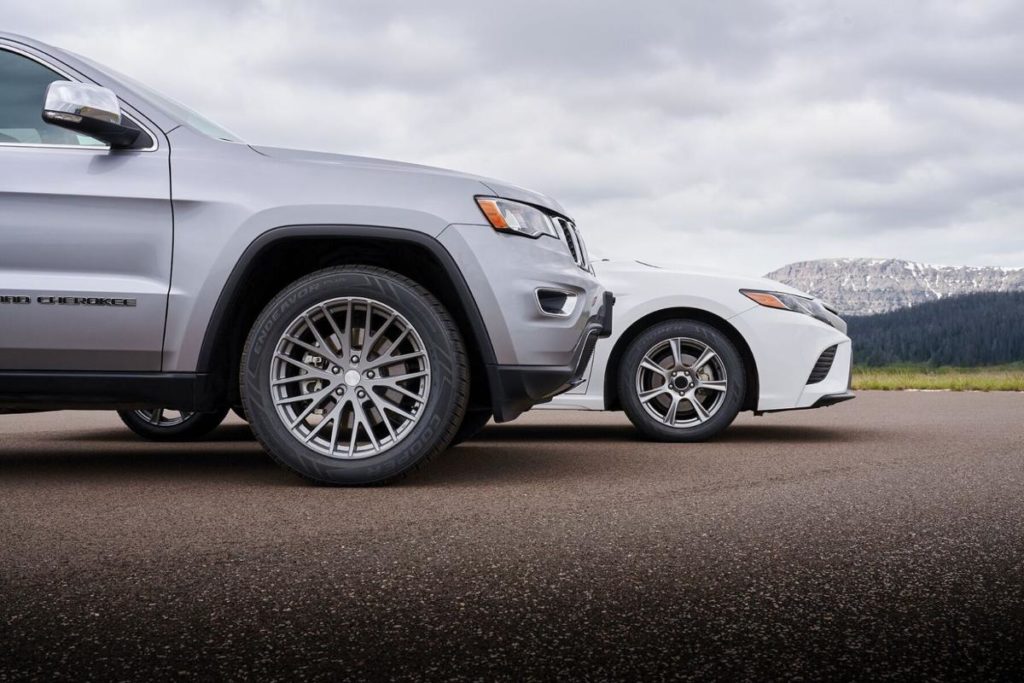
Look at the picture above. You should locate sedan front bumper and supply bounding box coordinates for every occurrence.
[730,305,854,412]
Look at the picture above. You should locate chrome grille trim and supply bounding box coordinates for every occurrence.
[554,217,590,271]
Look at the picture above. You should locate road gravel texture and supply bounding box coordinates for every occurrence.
[2,393,1023,680]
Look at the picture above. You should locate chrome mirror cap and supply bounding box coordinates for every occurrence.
[42,81,139,148]
[44,81,123,124]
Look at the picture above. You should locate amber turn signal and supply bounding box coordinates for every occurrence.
[475,198,509,230]
[740,290,788,309]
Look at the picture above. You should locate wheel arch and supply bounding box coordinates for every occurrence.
[196,225,497,412]
[603,308,760,412]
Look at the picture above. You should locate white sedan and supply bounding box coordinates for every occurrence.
[539,259,854,441]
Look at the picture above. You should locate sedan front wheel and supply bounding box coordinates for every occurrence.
[618,320,746,442]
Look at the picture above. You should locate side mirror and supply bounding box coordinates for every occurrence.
[42,81,140,148]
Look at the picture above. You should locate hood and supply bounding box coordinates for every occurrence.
[248,145,569,217]
[594,257,812,298]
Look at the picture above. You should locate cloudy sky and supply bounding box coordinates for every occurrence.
[7,0,1024,274]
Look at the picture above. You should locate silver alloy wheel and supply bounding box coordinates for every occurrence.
[634,337,729,428]
[133,408,194,427]
[269,296,431,459]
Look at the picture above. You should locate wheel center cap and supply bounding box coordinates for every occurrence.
[673,376,690,390]
[344,370,361,387]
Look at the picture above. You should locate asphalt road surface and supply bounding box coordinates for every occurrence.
[2,393,1023,681]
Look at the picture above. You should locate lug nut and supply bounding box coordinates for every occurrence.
[357,390,366,398]
[350,355,359,364]
[366,371,375,379]
[335,388,343,395]
[331,367,340,374]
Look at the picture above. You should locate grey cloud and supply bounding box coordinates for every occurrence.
[5,0,1023,274]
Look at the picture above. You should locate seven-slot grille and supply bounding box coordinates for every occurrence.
[554,217,590,271]
[807,345,838,385]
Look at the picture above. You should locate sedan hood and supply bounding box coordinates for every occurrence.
[594,258,812,298]
[248,145,568,217]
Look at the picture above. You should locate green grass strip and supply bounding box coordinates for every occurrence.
[853,364,1024,391]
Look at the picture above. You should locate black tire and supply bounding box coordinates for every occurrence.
[450,409,492,446]
[241,266,469,486]
[117,408,229,441]
[618,319,746,442]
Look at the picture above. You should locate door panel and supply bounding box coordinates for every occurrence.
[0,145,172,370]
[0,43,172,372]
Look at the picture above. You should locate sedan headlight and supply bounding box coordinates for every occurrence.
[475,197,559,239]
[740,289,844,331]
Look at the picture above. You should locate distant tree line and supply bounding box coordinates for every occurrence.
[847,292,1024,366]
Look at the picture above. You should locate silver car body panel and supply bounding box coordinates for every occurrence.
[437,224,604,366]
[0,32,604,383]
[0,39,172,371]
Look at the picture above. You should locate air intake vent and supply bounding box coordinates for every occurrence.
[536,288,577,317]
[568,330,601,388]
[807,345,838,385]
[578,330,600,373]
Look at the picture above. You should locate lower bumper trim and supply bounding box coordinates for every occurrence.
[487,290,614,423]
[812,392,856,408]
[487,365,578,423]
[756,392,856,415]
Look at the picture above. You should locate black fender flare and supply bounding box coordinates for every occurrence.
[196,224,498,373]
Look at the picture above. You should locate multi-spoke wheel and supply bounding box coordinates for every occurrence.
[269,296,431,458]
[117,407,229,441]
[241,266,468,485]
[618,320,746,442]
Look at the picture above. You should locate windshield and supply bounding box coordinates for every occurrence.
[72,52,242,143]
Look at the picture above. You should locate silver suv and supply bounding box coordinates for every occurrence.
[0,34,612,485]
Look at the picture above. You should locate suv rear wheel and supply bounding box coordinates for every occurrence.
[241,266,469,485]
[117,408,229,441]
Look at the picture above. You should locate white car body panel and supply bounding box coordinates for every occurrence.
[542,259,853,413]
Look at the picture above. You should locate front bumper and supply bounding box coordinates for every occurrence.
[437,224,607,366]
[730,305,854,412]
[437,222,611,421]
[488,291,614,422]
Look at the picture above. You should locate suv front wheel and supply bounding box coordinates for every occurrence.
[241,266,469,485]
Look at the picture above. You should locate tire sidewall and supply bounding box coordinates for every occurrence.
[242,268,465,485]
[450,409,492,447]
[618,320,746,442]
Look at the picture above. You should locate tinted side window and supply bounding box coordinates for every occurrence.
[0,48,103,146]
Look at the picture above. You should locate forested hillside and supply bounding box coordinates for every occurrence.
[848,292,1024,366]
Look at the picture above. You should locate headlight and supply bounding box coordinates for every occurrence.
[740,289,841,329]
[475,197,559,239]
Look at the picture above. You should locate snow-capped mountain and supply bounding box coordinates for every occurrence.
[766,258,1024,316]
